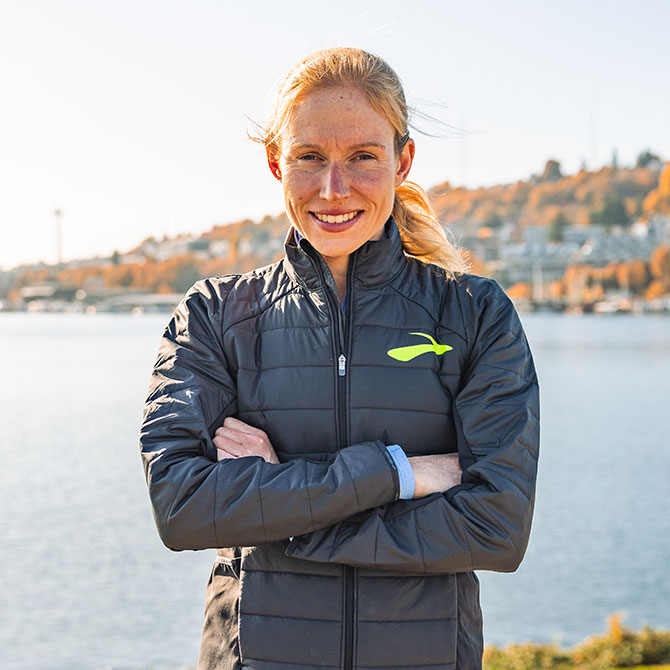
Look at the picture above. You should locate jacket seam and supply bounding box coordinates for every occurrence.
[356,253,407,289]
[304,459,316,532]
[465,490,521,556]
[221,284,302,337]
[413,509,427,574]
[457,399,539,423]
[449,276,469,343]
[387,284,440,327]
[241,406,453,416]
[240,611,340,623]
[213,466,220,547]
[469,464,534,504]
[341,457,362,512]
[240,567,341,576]
[257,482,268,543]
[357,615,458,623]
[241,655,338,668]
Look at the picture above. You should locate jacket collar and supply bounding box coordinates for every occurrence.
[283,217,408,291]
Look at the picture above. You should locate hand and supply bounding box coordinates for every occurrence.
[408,453,462,499]
[214,417,279,464]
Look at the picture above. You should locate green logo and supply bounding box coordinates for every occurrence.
[387,332,453,362]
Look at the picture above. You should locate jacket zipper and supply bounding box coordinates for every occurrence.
[306,246,357,670]
[342,257,356,670]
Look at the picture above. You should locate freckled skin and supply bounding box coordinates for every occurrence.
[266,86,414,294]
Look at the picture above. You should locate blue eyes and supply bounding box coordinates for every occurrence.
[298,153,375,162]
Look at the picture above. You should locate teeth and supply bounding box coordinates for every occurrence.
[314,211,359,224]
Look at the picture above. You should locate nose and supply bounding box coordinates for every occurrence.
[320,162,350,200]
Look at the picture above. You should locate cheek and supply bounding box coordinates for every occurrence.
[283,173,318,203]
[350,169,395,194]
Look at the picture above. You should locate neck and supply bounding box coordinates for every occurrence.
[322,254,349,300]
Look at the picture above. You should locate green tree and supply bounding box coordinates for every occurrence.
[173,260,201,293]
[541,159,562,182]
[548,212,569,242]
[636,148,661,168]
[483,212,503,229]
[611,148,619,171]
[590,195,630,227]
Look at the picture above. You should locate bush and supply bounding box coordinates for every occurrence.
[483,614,670,669]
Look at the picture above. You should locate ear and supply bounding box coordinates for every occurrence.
[266,145,282,182]
[395,138,415,186]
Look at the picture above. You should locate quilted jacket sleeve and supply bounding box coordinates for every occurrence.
[285,282,539,573]
[140,279,400,551]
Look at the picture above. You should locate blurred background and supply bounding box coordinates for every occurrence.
[1,1,669,669]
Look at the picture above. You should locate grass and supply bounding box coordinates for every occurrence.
[484,614,670,670]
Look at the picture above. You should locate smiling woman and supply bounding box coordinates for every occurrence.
[265,86,414,294]
[140,47,540,670]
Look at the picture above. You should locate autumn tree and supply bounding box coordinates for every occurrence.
[649,245,670,290]
[506,282,532,301]
[615,259,649,294]
[642,162,670,215]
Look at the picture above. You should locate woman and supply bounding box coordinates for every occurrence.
[140,48,539,670]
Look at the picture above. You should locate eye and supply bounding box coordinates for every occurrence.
[298,153,322,162]
[353,152,376,161]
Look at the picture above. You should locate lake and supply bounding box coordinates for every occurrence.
[1,311,668,669]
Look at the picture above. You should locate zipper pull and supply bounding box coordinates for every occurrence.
[338,354,346,377]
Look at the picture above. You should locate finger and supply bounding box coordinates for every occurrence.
[215,435,267,459]
[224,416,267,437]
[222,428,269,453]
[215,427,247,444]
[214,435,247,454]
[216,447,237,461]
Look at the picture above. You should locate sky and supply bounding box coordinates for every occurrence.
[1,0,669,270]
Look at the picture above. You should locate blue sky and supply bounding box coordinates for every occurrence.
[1,0,668,269]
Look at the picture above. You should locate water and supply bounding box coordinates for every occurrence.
[0,312,668,669]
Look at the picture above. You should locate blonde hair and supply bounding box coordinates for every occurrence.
[254,47,468,276]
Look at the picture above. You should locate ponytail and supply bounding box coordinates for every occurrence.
[393,181,469,277]
[256,47,469,277]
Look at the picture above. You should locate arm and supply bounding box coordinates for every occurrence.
[285,284,539,573]
[140,279,400,551]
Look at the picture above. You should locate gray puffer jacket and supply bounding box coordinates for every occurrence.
[140,218,540,670]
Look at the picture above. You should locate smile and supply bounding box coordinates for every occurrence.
[312,211,361,224]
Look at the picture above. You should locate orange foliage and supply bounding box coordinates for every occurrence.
[645,280,669,300]
[650,245,670,282]
[547,280,565,300]
[430,164,659,232]
[643,162,670,214]
[615,259,649,292]
[460,249,486,276]
[506,282,532,301]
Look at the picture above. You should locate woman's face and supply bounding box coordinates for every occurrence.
[268,86,414,266]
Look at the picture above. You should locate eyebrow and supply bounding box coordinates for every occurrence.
[289,142,389,152]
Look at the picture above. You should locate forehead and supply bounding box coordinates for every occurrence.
[282,86,395,149]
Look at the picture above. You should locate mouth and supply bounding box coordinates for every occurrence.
[310,210,363,230]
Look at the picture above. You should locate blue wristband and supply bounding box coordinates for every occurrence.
[386,444,415,500]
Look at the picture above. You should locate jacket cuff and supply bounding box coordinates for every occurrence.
[385,445,415,499]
